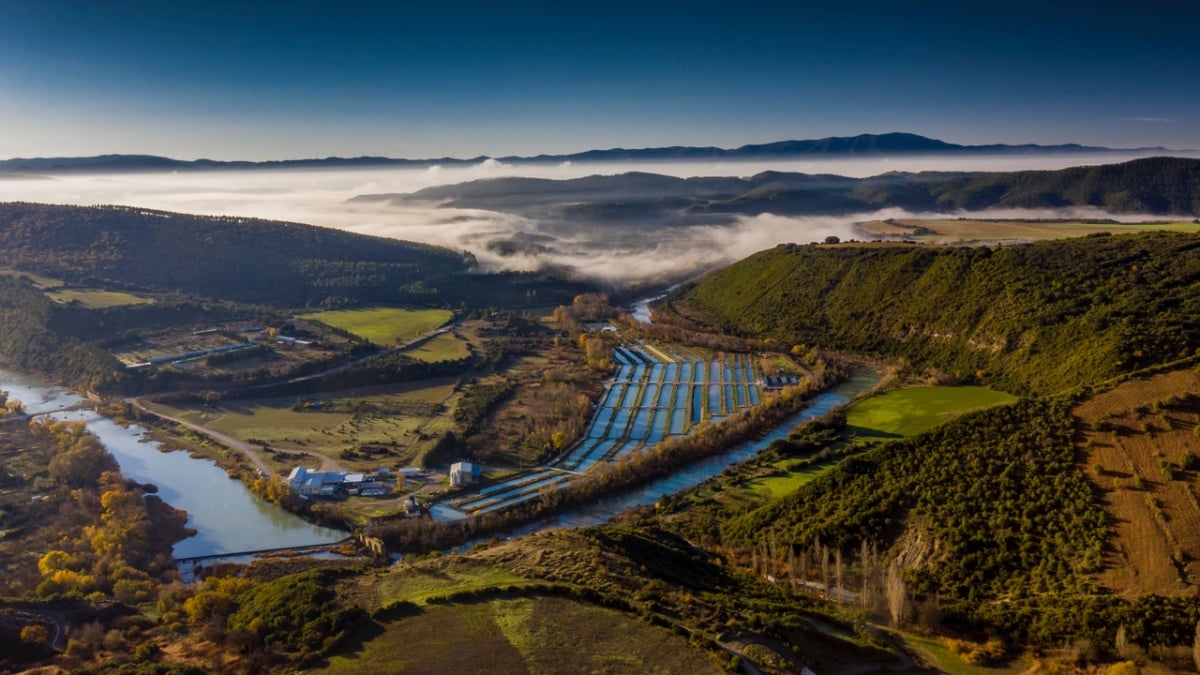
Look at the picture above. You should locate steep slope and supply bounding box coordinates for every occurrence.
[672,232,1200,394]
[0,202,473,307]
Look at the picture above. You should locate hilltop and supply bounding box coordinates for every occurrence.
[0,202,591,308]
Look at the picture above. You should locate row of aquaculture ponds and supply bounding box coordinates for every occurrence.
[437,341,763,518]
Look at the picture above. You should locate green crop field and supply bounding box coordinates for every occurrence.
[406,332,471,362]
[845,386,1018,439]
[46,288,155,308]
[300,307,453,346]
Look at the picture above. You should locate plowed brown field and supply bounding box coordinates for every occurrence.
[1073,369,1200,597]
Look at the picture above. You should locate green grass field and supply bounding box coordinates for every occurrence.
[300,307,452,346]
[320,596,722,675]
[744,460,832,498]
[745,386,1016,498]
[373,563,528,608]
[45,288,155,308]
[406,332,471,362]
[150,379,460,468]
[845,386,1018,439]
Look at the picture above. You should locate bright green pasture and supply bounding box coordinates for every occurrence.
[744,460,833,498]
[745,386,1016,499]
[406,332,471,362]
[46,288,155,308]
[845,386,1018,440]
[300,307,452,346]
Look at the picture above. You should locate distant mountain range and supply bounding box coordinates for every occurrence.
[355,157,1200,228]
[0,133,1174,174]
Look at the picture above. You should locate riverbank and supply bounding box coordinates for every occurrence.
[369,363,880,553]
[0,368,348,561]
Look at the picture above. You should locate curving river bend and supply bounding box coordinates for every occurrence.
[0,368,343,558]
[2,359,877,558]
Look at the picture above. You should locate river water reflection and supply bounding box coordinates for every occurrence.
[0,369,344,558]
[464,368,881,545]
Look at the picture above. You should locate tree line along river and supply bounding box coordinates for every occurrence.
[1,353,879,561]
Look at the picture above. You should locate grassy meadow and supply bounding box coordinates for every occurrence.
[46,288,156,308]
[320,596,721,675]
[406,332,471,362]
[1,268,154,307]
[149,379,461,469]
[845,385,1018,439]
[745,385,1017,498]
[858,218,1200,244]
[322,556,721,675]
[300,307,452,346]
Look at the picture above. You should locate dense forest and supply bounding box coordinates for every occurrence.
[670,231,1200,394]
[0,203,591,308]
[0,276,127,390]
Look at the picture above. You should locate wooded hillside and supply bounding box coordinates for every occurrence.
[0,203,472,307]
[673,232,1200,394]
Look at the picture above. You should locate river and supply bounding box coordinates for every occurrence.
[462,368,881,545]
[629,287,673,324]
[0,369,344,558]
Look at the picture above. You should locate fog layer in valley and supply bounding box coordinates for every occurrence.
[0,152,1188,286]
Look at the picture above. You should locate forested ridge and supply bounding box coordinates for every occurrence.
[674,231,1200,394]
[381,157,1200,223]
[0,276,126,389]
[0,202,475,307]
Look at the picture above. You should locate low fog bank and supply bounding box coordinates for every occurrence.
[0,152,1195,286]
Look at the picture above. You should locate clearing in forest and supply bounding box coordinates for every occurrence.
[1073,368,1200,597]
[745,385,1016,498]
[844,385,1018,439]
[300,307,452,346]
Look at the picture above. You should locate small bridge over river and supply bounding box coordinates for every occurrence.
[0,398,118,424]
[173,537,357,566]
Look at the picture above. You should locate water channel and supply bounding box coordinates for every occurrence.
[0,368,344,559]
[3,340,878,559]
[462,367,881,545]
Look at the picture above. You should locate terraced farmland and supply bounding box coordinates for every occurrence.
[440,341,762,517]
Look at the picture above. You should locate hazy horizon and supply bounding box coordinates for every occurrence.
[2,152,1194,286]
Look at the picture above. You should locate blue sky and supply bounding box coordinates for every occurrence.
[0,0,1196,160]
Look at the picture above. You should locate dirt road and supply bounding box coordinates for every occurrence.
[130,399,339,474]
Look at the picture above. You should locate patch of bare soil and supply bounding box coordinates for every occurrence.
[1073,369,1200,597]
